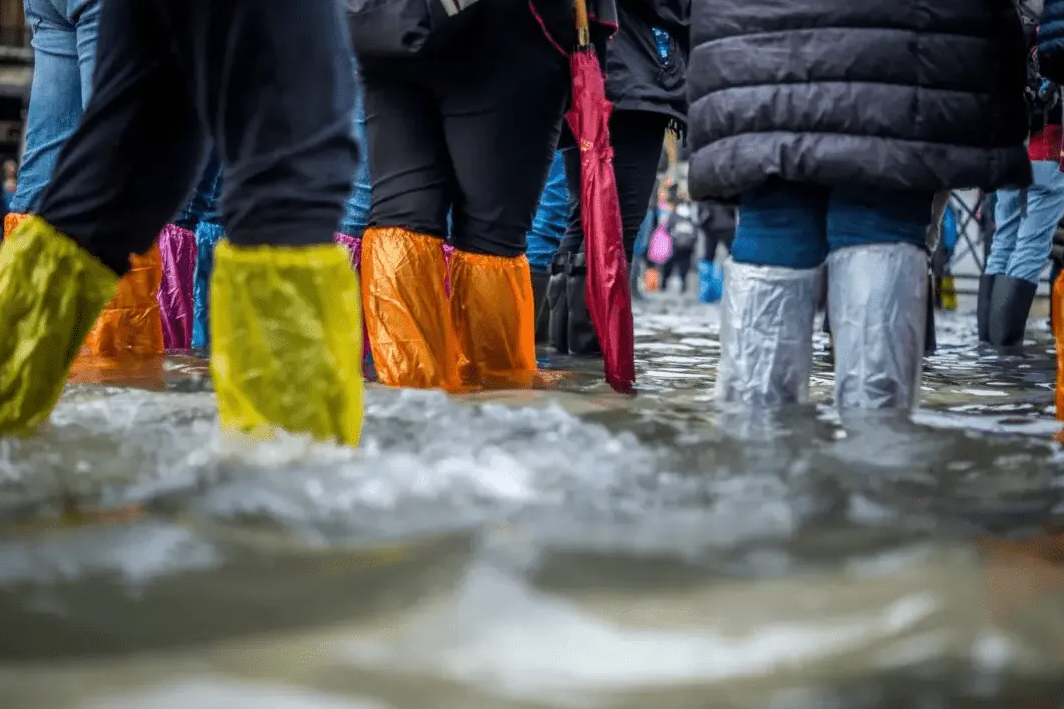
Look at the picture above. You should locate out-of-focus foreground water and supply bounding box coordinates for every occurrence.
[1,297,1064,709]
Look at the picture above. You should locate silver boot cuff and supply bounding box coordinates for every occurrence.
[715,259,822,407]
[828,243,927,411]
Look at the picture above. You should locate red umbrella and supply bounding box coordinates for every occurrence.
[565,0,636,394]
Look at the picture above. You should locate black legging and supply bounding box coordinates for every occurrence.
[662,247,694,291]
[558,109,671,261]
[359,1,569,258]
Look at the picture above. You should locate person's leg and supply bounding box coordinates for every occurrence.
[718,180,827,406]
[68,0,99,107]
[979,188,1022,342]
[442,2,569,386]
[358,58,459,390]
[527,150,567,343]
[160,154,222,350]
[168,0,362,445]
[0,0,206,434]
[826,186,932,412]
[989,160,1064,346]
[661,256,675,288]
[675,248,693,292]
[333,70,375,378]
[7,0,80,218]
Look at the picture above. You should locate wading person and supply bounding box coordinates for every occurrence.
[689,0,1030,411]
[979,2,1064,347]
[0,0,365,446]
[352,0,586,390]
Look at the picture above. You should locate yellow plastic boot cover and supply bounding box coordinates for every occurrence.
[450,250,536,389]
[210,240,364,447]
[84,245,164,356]
[0,216,118,435]
[361,227,460,390]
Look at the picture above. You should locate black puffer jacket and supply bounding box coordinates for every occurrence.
[606,0,689,127]
[687,1,1032,200]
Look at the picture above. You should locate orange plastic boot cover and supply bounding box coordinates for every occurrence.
[361,227,460,390]
[3,212,29,240]
[449,250,536,389]
[84,245,165,356]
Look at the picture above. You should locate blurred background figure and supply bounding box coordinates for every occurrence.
[688,0,1029,412]
[659,192,699,293]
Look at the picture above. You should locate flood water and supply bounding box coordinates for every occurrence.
[2,296,1064,709]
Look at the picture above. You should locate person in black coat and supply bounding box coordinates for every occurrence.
[688,0,1030,413]
[546,0,689,356]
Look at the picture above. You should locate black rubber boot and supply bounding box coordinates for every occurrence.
[565,252,601,356]
[976,274,995,343]
[531,270,550,345]
[987,275,1037,347]
[547,252,569,353]
[924,271,937,356]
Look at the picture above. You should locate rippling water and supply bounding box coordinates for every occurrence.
[2,297,1064,709]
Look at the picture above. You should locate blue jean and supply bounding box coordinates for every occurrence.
[10,0,99,214]
[339,78,371,237]
[987,160,1064,284]
[732,181,933,269]
[526,150,568,273]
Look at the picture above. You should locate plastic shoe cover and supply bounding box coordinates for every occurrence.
[192,221,225,349]
[157,223,197,349]
[0,216,118,434]
[450,250,537,389]
[210,240,364,446]
[716,258,821,407]
[829,243,927,411]
[3,212,29,240]
[361,227,460,390]
[334,231,375,381]
[84,245,164,356]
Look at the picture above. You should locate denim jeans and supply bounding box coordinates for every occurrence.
[987,160,1064,284]
[338,78,371,237]
[10,0,99,214]
[732,181,933,269]
[526,150,567,273]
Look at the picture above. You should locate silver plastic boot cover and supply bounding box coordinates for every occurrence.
[828,243,927,411]
[716,259,822,407]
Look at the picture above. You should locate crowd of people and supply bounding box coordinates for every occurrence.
[0,0,1063,447]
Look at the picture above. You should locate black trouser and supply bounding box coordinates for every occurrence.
[662,247,694,292]
[36,0,358,276]
[702,228,734,263]
[558,110,670,261]
[359,0,569,259]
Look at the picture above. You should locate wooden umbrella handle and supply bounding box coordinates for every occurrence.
[574,0,590,48]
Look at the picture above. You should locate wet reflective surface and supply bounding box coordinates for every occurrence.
[2,297,1064,708]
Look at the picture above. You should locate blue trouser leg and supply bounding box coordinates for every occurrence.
[11,0,99,214]
[993,160,1064,284]
[732,181,829,268]
[338,76,371,237]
